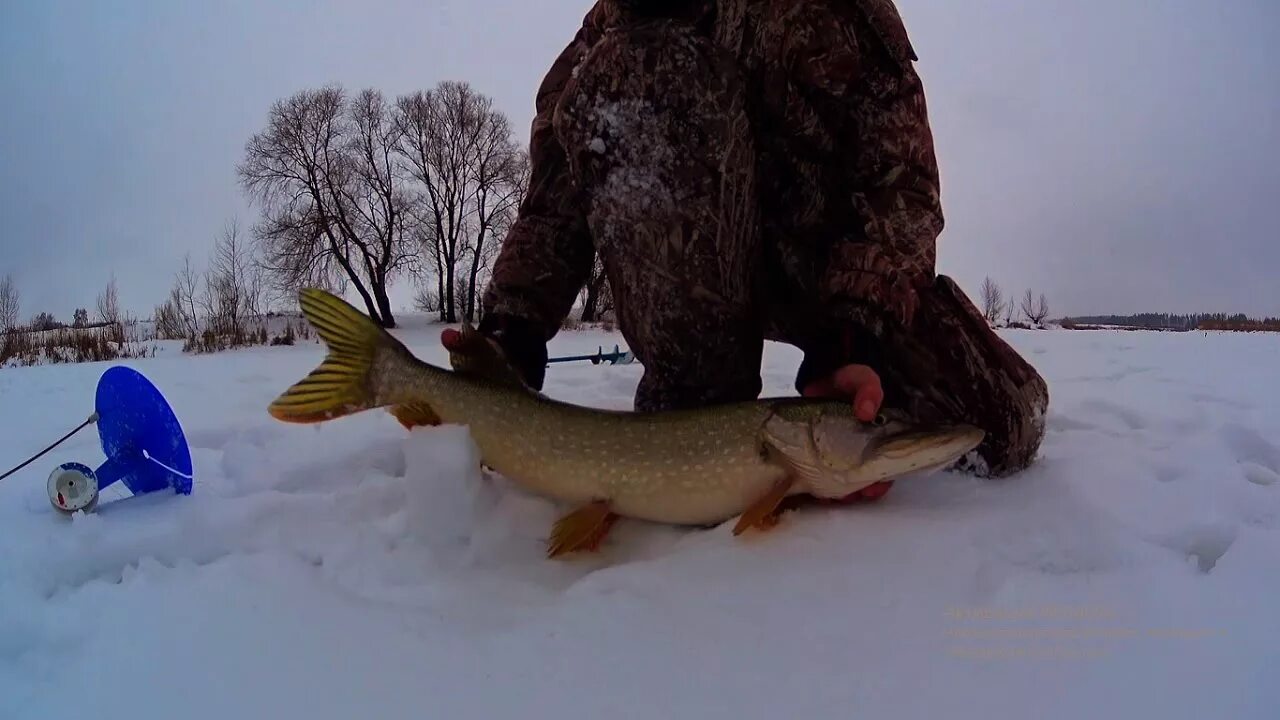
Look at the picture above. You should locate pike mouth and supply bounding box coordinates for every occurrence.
[868,426,986,476]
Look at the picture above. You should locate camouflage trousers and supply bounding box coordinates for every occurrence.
[552,22,1048,476]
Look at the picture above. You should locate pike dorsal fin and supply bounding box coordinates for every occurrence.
[447,321,532,391]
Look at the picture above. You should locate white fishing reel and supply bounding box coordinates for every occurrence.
[47,462,100,514]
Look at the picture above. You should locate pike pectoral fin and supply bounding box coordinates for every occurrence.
[732,476,795,536]
[547,501,617,558]
[387,402,441,430]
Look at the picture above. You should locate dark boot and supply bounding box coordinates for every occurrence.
[877,274,1049,476]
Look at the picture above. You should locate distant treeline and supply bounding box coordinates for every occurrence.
[1062,313,1280,332]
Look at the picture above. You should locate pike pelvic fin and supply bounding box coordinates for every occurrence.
[388,402,442,430]
[547,501,617,558]
[731,476,794,536]
[268,288,400,424]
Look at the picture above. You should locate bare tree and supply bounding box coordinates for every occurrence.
[238,86,415,328]
[0,274,18,331]
[343,88,417,323]
[395,81,523,324]
[153,296,185,340]
[462,125,526,324]
[1020,288,1050,325]
[412,283,439,314]
[97,275,120,325]
[397,83,466,324]
[979,276,1004,325]
[200,220,266,340]
[72,308,89,327]
[30,311,58,331]
[173,253,203,337]
[580,256,614,323]
[1032,293,1050,325]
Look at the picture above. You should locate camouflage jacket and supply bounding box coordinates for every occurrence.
[481,0,943,391]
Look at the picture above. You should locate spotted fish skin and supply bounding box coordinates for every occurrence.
[269,288,984,529]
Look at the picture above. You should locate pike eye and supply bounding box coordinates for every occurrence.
[871,413,887,427]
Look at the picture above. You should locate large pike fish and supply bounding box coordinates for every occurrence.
[269,288,985,557]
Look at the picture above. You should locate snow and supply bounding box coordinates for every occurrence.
[1,322,1277,719]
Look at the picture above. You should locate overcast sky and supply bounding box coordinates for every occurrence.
[1,0,1277,321]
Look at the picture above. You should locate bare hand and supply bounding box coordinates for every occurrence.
[801,363,884,423]
[440,328,464,353]
[440,327,502,358]
[440,327,505,372]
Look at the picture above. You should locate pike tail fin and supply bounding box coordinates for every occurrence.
[268,288,403,424]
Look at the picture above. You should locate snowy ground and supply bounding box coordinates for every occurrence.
[1,319,1277,719]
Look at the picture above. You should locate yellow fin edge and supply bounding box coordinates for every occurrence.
[268,288,387,424]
